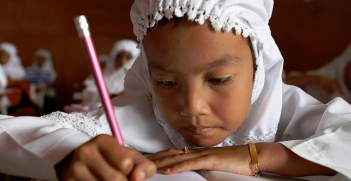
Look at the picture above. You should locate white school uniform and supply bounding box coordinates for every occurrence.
[0,0,350,180]
[0,65,8,91]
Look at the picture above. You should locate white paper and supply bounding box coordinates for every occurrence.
[145,171,206,181]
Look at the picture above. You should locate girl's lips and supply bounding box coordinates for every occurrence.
[185,126,215,135]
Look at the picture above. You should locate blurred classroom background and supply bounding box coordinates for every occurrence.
[0,0,350,115]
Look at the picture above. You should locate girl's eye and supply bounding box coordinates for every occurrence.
[208,76,233,86]
[157,81,177,88]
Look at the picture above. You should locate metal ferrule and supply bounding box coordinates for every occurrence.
[74,15,90,37]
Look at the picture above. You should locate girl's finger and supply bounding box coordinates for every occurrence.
[75,142,128,181]
[164,155,215,175]
[154,151,206,169]
[148,148,198,161]
[64,162,98,181]
[129,150,157,181]
[97,136,135,175]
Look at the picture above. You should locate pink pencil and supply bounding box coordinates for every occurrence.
[74,15,124,145]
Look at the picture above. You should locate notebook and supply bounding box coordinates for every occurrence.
[145,170,333,181]
[145,170,206,181]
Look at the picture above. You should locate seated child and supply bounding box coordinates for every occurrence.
[0,43,35,112]
[284,42,351,103]
[81,39,140,105]
[0,0,350,181]
[26,49,57,83]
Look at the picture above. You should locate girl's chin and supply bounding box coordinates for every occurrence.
[183,134,227,148]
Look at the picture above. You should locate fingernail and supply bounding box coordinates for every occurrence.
[137,172,145,181]
[163,168,171,174]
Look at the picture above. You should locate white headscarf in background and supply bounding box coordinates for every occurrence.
[0,42,26,80]
[0,65,8,91]
[33,49,57,82]
[99,54,115,76]
[106,39,141,94]
[124,0,284,149]
[110,39,141,68]
[82,40,141,103]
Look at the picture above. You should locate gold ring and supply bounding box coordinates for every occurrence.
[184,146,188,153]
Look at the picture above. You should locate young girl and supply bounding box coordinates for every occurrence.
[0,0,350,181]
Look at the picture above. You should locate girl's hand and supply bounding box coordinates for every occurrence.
[148,143,337,177]
[147,146,253,176]
[55,134,156,181]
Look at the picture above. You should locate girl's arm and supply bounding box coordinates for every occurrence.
[0,115,90,181]
[257,142,336,176]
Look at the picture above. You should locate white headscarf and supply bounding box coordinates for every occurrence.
[110,39,141,68]
[0,65,8,91]
[0,42,26,80]
[124,0,284,149]
[105,40,141,94]
[33,49,57,82]
[99,54,115,75]
[82,40,141,102]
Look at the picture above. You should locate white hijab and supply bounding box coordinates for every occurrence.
[109,0,284,151]
[99,54,115,75]
[33,49,57,82]
[105,40,141,94]
[83,40,141,99]
[110,39,141,69]
[0,42,26,80]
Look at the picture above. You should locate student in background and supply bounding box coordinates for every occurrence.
[26,49,57,115]
[0,58,8,91]
[105,39,140,97]
[27,49,57,83]
[0,42,26,80]
[0,42,36,115]
[284,43,351,103]
[80,39,140,106]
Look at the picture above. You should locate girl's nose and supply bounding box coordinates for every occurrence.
[180,84,211,117]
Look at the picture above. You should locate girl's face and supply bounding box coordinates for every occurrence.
[115,52,132,69]
[36,56,46,68]
[144,18,254,147]
[0,50,10,65]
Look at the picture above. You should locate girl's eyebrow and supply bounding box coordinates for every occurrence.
[206,54,240,71]
[148,53,240,72]
[148,63,170,72]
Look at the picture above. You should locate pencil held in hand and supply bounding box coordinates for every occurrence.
[74,15,124,145]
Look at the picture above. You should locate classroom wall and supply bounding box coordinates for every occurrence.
[0,0,135,111]
[0,0,350,112]
[270,0,351,72]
